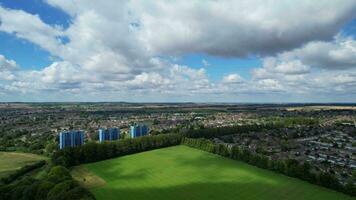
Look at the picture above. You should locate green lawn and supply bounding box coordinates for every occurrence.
[78,146,355,200]
[0,152,47,178]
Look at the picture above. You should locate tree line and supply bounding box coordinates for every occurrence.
[182,124,279,138]
[182,137,356,197]
[182,120,323,139]
[52,133,182,167]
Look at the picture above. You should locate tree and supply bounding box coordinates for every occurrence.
[35,181,55,200]
[345,179,356,196]
[45,143,58,156]
[47,166,71,183]
[318,172,341,190]
[47,180,77,200]
[22,181,40,200]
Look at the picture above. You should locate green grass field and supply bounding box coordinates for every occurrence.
[75,146,355,200]
[0,151,47,178]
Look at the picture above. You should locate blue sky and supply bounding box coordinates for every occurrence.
[0,32,52,69]
[0,1,355,102]
[0,0,70,69]
[0,0,71,27]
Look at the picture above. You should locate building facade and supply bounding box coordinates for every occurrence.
[99,127,120,142]
[59,130,84,149]
[130,124,149,138]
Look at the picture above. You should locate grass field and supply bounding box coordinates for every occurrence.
[0,151,47,178]
[74,146,355,200]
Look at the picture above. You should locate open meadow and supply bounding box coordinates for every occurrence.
[72,146,354,200]
[0,152,47,178]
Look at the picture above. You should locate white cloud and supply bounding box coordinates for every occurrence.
[0,1,356,101]
[249,35,356,96]
[202,59,210,67]
[0,7,64,54]
[126,72,169,90]
[40,0,356,58]
[0,55,17,70]
[0,71,15,81]
[0,55,17,81]
[253,57,310,80]
[222,74,244,84]
[257,79,284,91]
[272,60,310,75]
[279,35,356,70]
[132,0,356,57]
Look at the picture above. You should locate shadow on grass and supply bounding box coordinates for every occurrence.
[86,159,149,183]
[92,181,354,200]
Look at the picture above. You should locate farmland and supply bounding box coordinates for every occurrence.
[73,146,354,200]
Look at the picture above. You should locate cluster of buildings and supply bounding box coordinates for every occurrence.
[59,124,149,149]
[99,128,120,143]
[298,130,356,184]
[59,130,84,149]
[130,124,149,138]
[301,131,355,167]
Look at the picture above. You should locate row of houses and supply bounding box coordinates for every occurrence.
[59,124,149,149]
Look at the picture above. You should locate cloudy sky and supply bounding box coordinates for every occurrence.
[0,0,355,102]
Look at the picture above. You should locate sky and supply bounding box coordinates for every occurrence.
[0,0,355,102]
